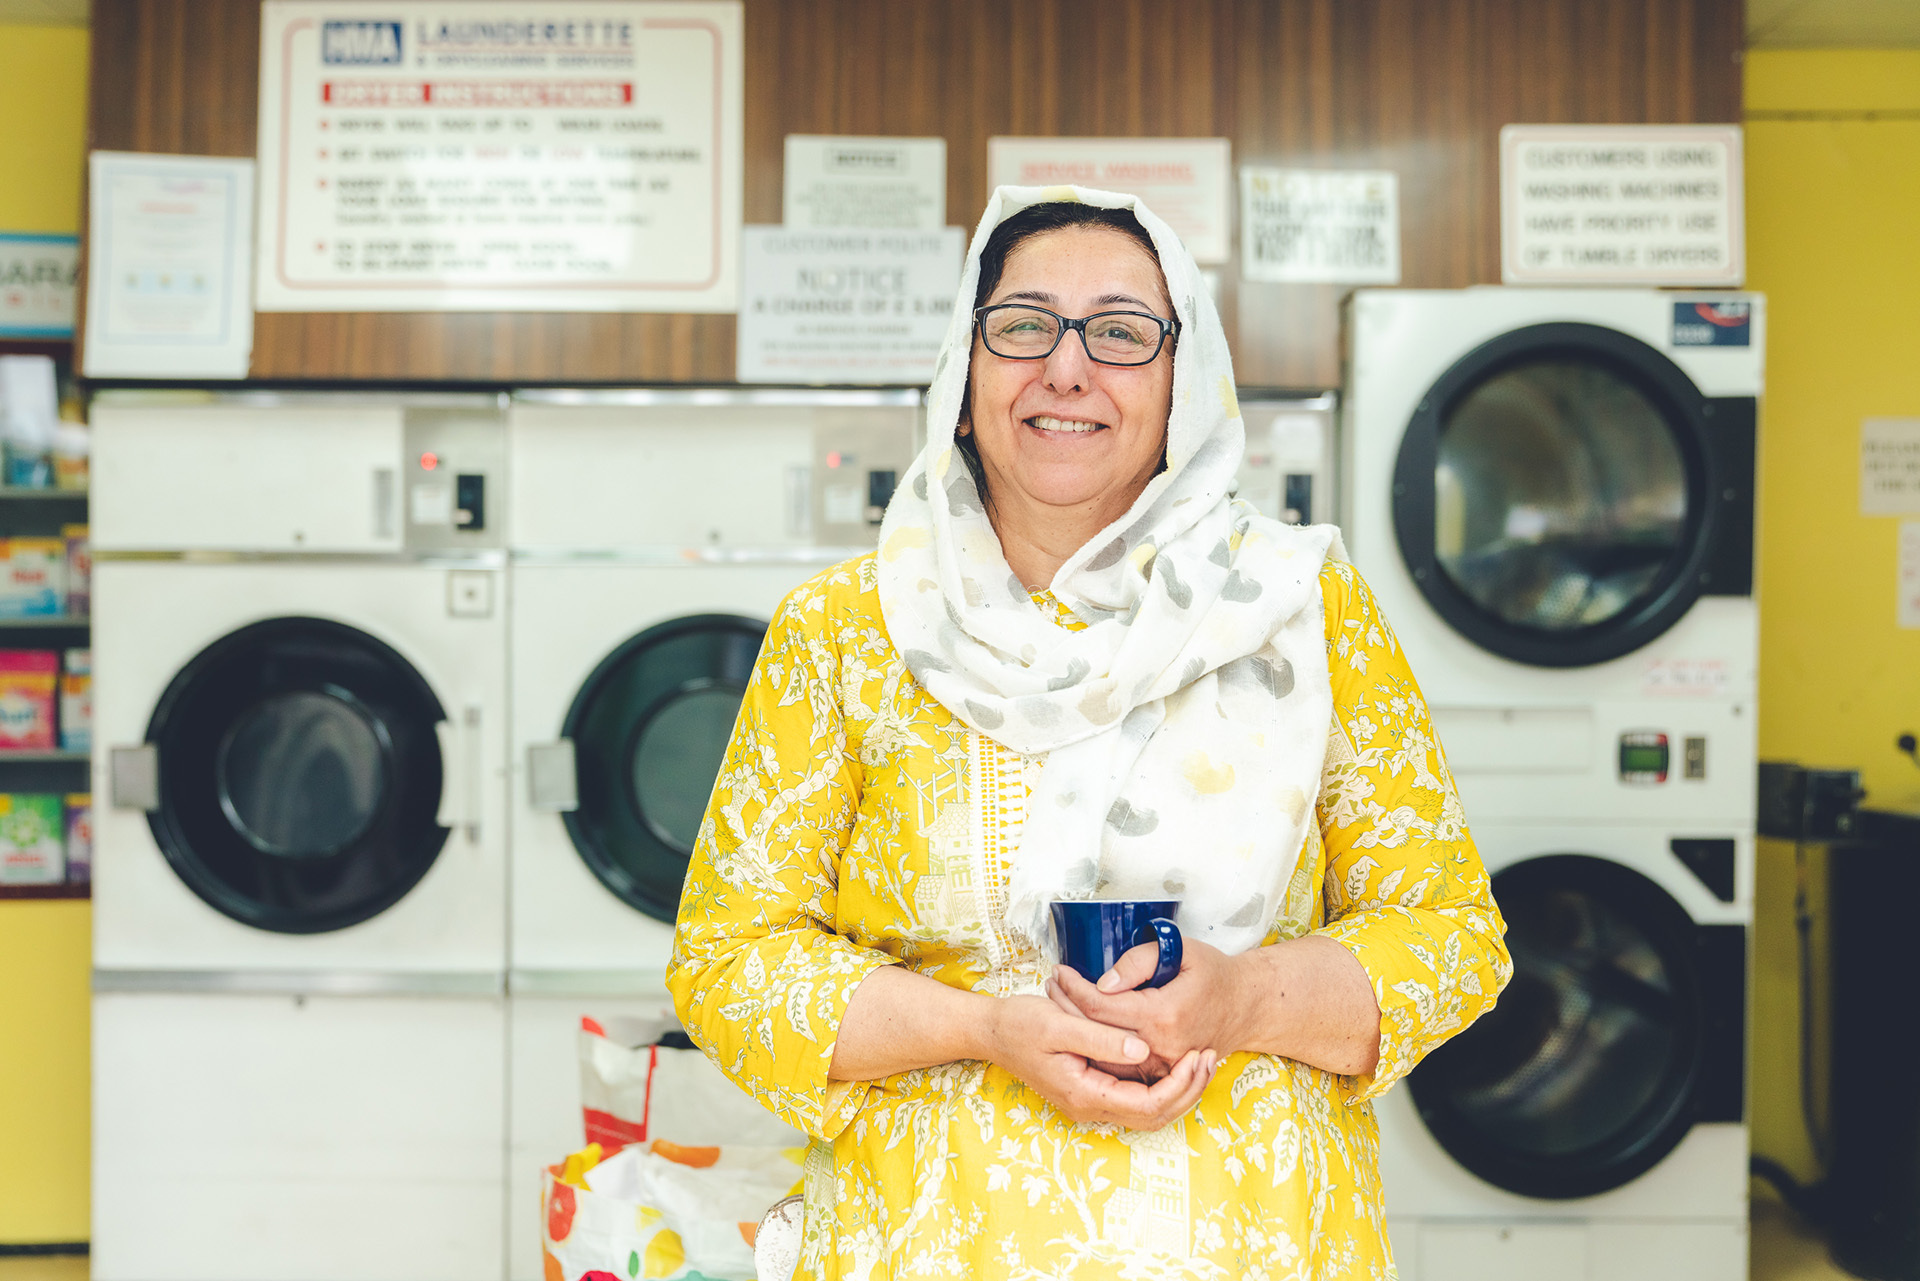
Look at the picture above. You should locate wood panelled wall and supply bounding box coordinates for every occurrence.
[86,0,1743,387]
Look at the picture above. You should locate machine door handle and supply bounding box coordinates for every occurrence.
[109,745,159,812]
[527,740,579,813]
[434,706,483,842]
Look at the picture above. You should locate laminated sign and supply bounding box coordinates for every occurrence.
[255,1,744,312]
[1239,169,1400,285]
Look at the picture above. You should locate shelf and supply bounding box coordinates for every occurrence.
[0,487,87,500]
[0,883,89,900]
[0,750,89,763]
[0,614,89,627]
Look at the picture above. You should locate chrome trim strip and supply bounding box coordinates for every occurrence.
[511,387,920,408]
[90,389,508,410]
[508,969,672,998]
[508,545,869,566]
[93,549,509,568]
[92,969,506,997]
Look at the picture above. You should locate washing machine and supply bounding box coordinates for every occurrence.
[503,388,918,1281]
[1343,288,1762,825]
[89,392,510,1281]
[1380,821,1749,1281]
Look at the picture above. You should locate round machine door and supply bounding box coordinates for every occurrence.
[1406,854,1739,1200]
[146,617,449,934]
[1392,321,1754,668]
[562,614,766,923]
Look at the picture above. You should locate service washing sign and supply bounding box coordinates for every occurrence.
[256,1,743,312]
[1500,124,1743,286]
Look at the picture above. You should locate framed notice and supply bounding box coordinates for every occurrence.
[783,136,946,231]
[1239,169,1400,285]
[255,1,743,313]
[0,234,79,338]
[737,226,963,385]
[986,137,1232,264]
[1501,124,1744,286]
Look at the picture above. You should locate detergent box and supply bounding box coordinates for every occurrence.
[0,650,58,750]
[0,537,65,617]
[0,793,64,884]
[59,648,89,753]
[64,794,91,886]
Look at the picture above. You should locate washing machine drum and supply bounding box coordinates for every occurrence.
[1392,322,1755,668]
[145,617,449,934]
[1406,854,1744,1200]
[562,614,766,923]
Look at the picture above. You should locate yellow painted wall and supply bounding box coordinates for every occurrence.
[1747,48,1920,1186]
[0,22,92,1246]
[0,25,90,234]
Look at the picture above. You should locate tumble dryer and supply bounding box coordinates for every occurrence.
[90,393,510,1281]
[503,388,918,1280]
[1380,822,1749,1281]
[1343,288,1762,824]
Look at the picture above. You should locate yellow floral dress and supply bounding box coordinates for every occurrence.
[668,553,1510,1281]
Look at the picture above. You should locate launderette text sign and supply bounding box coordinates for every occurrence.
[1500,124,1743,286]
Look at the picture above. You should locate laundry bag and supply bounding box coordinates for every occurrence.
[578,1016,804,1153]
[540,1139,804,1281]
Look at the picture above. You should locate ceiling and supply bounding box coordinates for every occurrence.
[2,0,1915,44]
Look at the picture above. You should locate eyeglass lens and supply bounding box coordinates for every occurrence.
[981,306,1166,365]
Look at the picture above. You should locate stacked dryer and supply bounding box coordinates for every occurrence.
[1343,290,1762,1281]
[90,393,511,1281]
[502,388,919,1281]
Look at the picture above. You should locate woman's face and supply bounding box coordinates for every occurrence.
[961,226,1174,522]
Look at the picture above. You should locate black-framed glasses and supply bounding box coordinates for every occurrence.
[973,303,1179,367]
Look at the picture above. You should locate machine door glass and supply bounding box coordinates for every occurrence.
[562,614,766,922]
[146,617,448,933]
[1406,855,1715,1199]
[1392,322,1753,668]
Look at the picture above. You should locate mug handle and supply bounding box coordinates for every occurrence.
[1136,917,1183,989]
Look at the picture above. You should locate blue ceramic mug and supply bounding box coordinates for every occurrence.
[1050,899,1184,990]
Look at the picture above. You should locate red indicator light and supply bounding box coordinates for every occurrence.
[420,451,439,471]
[826,451,842,469]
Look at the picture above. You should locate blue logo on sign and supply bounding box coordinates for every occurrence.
[322,20,403,64]
[1672,301,1751,347]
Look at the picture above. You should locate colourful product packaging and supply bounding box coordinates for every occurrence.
[62,524,89,618]
[63,794,91,886]
[0,538,65,617]
[0,793,65,885]
[60,648,89,753]
[0,650,58,750]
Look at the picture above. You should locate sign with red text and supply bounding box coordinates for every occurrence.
[0,235,78,338]
[986,137,1231,264]
[1501,124,1743,286]
[256,1,742,312]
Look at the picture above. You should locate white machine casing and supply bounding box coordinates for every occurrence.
[1382,821,1751,1281]
[89,394,509,1281]
[1342,289,1762,827]
[503,389,917,1281]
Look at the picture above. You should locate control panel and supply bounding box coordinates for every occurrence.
[1236,396,1337,526]
[403,406,507,551]
[811,412,917,546]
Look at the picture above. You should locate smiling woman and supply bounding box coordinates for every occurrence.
[669,186,1511,1280]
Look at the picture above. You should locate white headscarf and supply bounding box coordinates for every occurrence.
[878,185,1343,957]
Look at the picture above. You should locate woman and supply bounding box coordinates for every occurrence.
[669,186,1510,1280]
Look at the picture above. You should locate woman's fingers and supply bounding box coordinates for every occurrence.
[1048,1004,1149,1068]
[1095,941,1166,994]
[1045,976,1090,1020]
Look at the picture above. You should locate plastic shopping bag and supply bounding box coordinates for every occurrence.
[579,1016,804,1154]
[540,1139,804,1281]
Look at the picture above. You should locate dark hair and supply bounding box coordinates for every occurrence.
[954,203,1165,501]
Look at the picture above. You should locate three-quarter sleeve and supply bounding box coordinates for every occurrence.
[667,571,897,1142]
[1310,561,1511,1104]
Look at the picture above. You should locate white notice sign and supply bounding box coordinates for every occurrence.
[1863,418,1920,516]
[0,235,78,338]
[256,1,743,312]
[986,137,1232,264]
[1901,522,1920,630]
[1501,124,1743,285]
[1239,169,1400,284]
[783,136,946,231]
[737,226,963,385]
[83,152,256,380]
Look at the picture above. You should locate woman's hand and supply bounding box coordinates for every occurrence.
[1050,937,1256,1076]
[1053,934,1385,1079]
[985,994,1215,1130]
